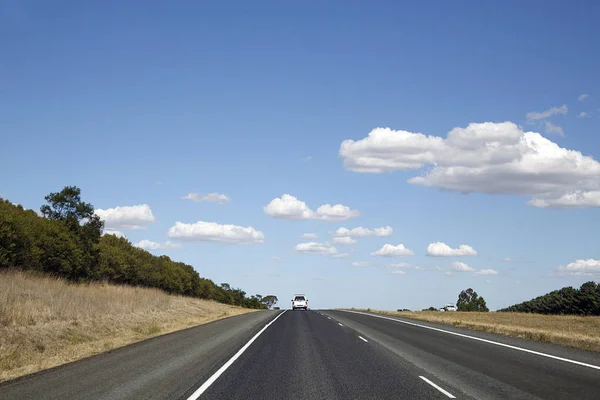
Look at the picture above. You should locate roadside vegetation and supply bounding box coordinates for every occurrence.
[349,308,600,352]
[0,186,277,309]
[352,283,600,352]
[0,269,256,382]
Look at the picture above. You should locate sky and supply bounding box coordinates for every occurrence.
[2,1,600,311]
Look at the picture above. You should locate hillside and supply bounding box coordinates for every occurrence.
[0,187,273,309]
[499,281,600,315]
[0,270,255,382]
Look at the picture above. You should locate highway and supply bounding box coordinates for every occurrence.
[1,310,599,399]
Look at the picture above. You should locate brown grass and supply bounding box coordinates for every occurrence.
[347,308,600,352]
[0,270,255,382]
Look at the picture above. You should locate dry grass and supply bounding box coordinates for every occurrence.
[348,308,600,352]
[0,270,255,382]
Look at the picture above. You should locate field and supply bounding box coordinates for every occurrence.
[349,309,600,352]
[0,270,255,382]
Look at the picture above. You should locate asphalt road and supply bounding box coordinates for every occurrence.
[1,309,599,399]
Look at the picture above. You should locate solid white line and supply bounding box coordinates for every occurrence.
[338,322,344,326]
[358,336,368,342]
[340,310,600,371]
[419,376,456,398]
[186,311,287,400]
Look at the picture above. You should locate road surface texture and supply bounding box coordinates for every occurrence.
[1,309,599,399]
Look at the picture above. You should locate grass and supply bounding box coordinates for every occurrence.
[347,308,600,352]
[0,270,256,382]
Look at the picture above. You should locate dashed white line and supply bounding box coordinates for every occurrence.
[340,310,600,371]
[419,376,456,398]
[358,336,368,342]
[186,311,286,400]
[328,317,331,320]
[338,322,344,327]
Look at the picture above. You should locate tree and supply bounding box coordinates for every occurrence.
[261,295,278,309]
[40,186,102,235]
[456,288,489,312]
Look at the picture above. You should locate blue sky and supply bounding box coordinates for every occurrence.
[2,1,599,311]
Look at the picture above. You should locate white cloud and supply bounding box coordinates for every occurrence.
[391,270,406,275]
[181,192,230,204]
[387,263,410,268]
[295,241,337,255]
[372,243,414,257]
[331,253,349,258]
[555,259,600,277]
[167,221,264,244]
[301,233,318,239]
[500,257,512,262]
[331,226,393,238]
[525,105,568,122]
[303,155,312,162]
[352,261,373,267]
[544,121,564,137]
[134,240,182,250]
[484,280,493,284]
[332,236,357,245]
[452,261,474,272]
[271,256,282,261]
[427,242,477,257]
[579,94,590,102]
[529,191,600,208]
[445,271,454,276]
[578,112,589,118]
[95,204,155,230]
[102,229,126,239]
[339,122,600,208]
[264,194,359,221]
[474,268,499,275]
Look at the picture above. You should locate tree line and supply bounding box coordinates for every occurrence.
[499,282,600,315]
[0,186,277,310]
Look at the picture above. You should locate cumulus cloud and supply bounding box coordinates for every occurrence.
[474,269,499,275]
[579,94,590,102]
[264,194,359,221]
[331,226,393,238]
[545,121,564,137]
[295,241,337,255]
[333,236,357,245]
[452,261,474,272]
[391,270,406,275]
[102,229,126,238]
[578,112,589,118]
[525,105,568,122]
[95,204,155,230]
[372,243,414,257]
[167,221,264,244]
[339,122,600,208]
[134,240,182,250]
[301,233,318,239]
[427,242,477,257]
[352,261,373,267]
[181,192,230,204]
[555,259,600,277]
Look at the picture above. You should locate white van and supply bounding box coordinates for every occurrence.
[292,294,308,310]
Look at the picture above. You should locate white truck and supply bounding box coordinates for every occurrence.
[292,294,308,310]
[440,303,457,312]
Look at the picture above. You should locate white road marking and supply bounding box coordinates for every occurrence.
[338,322,344,326]
[358,336,368,342]
[419,376,456,398]
[340,310,600,371]
[328,317,331,320]
[186,311,287,400]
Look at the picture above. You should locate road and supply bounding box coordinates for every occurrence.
[1,309,599,399]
